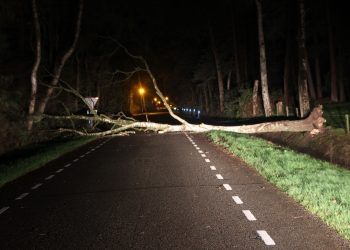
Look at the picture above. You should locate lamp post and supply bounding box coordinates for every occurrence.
[138,86,149,121]
[138,87,145,112]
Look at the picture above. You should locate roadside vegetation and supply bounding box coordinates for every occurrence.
[208,131,350,241]
[0,136,95,188]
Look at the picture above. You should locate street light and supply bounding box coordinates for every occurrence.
[139,87,145,96]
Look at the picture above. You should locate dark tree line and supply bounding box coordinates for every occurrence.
[192,0,349,117]
[0,0,348,152]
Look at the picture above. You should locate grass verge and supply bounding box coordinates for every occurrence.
[208,131,350,241]
[0,136,96,188]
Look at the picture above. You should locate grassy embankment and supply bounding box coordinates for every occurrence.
[208,131,350,241]
[0,136,95,188]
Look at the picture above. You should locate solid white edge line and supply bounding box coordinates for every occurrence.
[216,174,223,180]
[223,184,232,190]
[210,166,217,170]
[242,210,257,221]
[257,230,276,246]
[0,206,9,215]
[32,183,42,190]
[232,196,243,204]
[205,159,210,162]
[16,192,29,200]
[64,163,71,168]
[45,175,55,180]
[56,168,64,173]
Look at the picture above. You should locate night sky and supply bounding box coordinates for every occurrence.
[0,0,349,113]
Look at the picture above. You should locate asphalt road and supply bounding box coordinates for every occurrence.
[0,133,349,249]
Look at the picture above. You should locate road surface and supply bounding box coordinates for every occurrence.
[0,133,349,249]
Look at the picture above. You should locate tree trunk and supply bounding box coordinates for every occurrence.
[298,0,310,117]
[28,0,41,131]
[327,2,338,102]
[231,4,241,87]
[226,71,232,90]
[314,43,323,99]
[252,80,259,116]
[203,84,210,114]
[37,0,84,114]
[46,105,326,136]
[208,82,214,113]
[75,55,80,111]
[306,53,317,100]
[209,24,225,113]
[283,36,290,108]
[255,0,272,117]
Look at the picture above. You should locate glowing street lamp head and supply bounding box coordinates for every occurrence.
[165,96,169,101]
[138,87,145,95]
[153,97,158,102]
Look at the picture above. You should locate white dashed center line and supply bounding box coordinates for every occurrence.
[73,158,79,162]
[232,196,243,204]
[31,183,42,190]
[257,230,276,245]
[64,163,71,168]
[216,174,223,180]
[186,133,276,247]
[56,168,64,173]
[80,155,85,158]
[0,206,9,215]
[45,175,55,180]
[242,210,257,221]
[15,192,29,200]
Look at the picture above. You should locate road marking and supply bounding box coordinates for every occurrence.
[80,154,85,158]
[195,147,200,150]
[232,196,243,204]
[45,175,55,180]
[32,183,42,190]
[16,192,29,200]
[201,154,206,157]
[205,159,210,163]
[85,151,90,154]
[210,166,216,170]
[198,150,203,153]
[64,163,71,168]
[257,230,276,245]
[223,184,232,190]
[243,210,257,221]
[73,158,79,162]
[0,206,9,215]
[56,168,64,173]
[216,174,223,179]
[90,148,95,151]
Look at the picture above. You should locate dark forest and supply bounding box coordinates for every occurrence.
[0,0,349,152]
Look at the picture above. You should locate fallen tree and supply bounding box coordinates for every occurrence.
[38,41,326,136]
